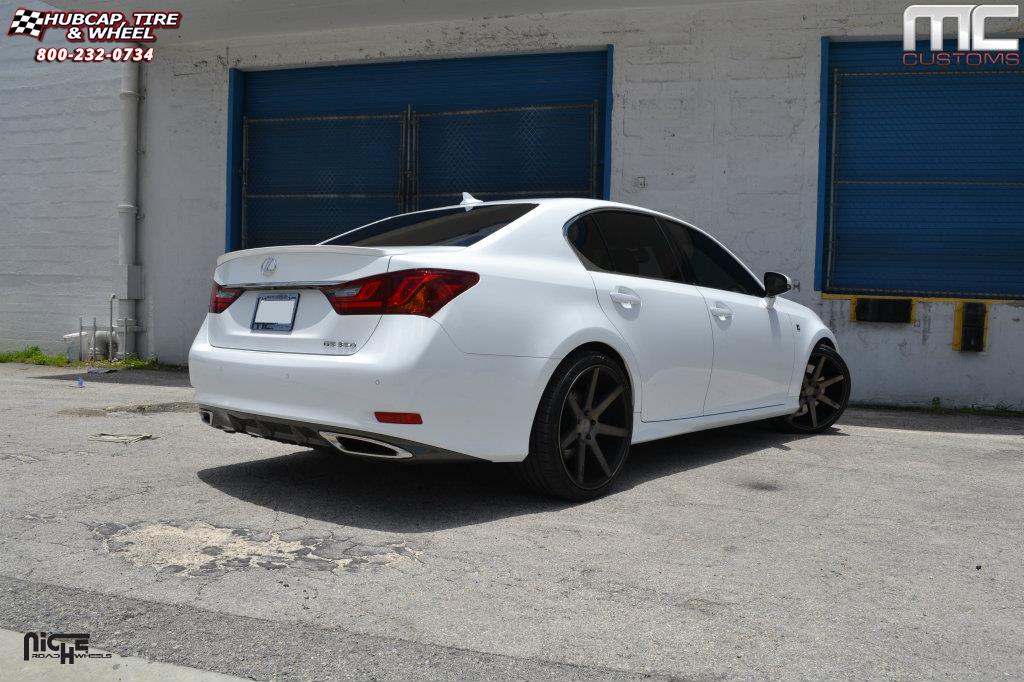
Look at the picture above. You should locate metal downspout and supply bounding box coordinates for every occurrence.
[117,57,142,357]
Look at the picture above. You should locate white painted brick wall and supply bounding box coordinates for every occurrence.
[4,0,1022,407]
[0,1,121,355]
[137,0,1024,407]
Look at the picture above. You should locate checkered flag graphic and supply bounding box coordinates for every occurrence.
[8,8,46,40]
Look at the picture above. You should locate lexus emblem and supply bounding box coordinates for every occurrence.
[260,257,277,277]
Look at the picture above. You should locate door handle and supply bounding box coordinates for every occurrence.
[609,290,642,309]
[709,305,733,321]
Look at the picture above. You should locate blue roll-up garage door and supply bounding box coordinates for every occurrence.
[820,42,1024,299]
[231,51,609,249]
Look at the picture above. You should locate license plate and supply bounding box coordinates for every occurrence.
[251,293,299,332]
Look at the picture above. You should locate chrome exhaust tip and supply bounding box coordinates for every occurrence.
[317,431,413,459]
[198,409,213,425]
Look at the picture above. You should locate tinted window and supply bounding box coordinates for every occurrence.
[661,221,764,296]
[323,204,537,247]
[589,211,683,281]
[566,215,613,270]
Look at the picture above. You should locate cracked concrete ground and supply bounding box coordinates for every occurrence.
[0,362,1022,680]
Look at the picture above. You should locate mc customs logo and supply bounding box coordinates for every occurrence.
[903,4,1021,65]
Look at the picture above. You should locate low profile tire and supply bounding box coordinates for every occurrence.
[516,350,634,501]
[777,344,851,433]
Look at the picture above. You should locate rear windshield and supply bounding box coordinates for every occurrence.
[322,204,538,247]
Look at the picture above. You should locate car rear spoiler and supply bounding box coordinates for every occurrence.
[216,245,390,266]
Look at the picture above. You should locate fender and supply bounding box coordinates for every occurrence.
[547,326,645,415]
[784,307,839,398]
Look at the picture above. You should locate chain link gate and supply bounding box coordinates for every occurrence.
[242,101,600,248]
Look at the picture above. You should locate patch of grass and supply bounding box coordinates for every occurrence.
[0,345,181,371]
[923,396,1022,416]
[90,356,182,371]
[0,345,70,366]
[941,403,1024,417]
[853,400,1024,418]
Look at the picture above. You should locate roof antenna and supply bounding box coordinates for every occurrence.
[460,192,483,209]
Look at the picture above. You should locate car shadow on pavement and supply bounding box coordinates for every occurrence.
[625,422,834,485]
[196,423,833,533]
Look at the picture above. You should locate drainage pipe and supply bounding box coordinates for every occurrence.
[117,57,141,357]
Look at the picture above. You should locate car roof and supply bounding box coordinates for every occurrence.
[467,198,713,231]
[467,199,765,292]
[315,198,762,290]
[401,197,683,220]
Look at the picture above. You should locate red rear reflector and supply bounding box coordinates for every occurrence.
[375,411,423,425]
[209,283,242,313]
[321,269,478,317]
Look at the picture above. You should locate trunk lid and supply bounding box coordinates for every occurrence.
[209,246,394,355]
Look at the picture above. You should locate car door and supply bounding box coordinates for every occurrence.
[660,220,794,415]
[567,211,713,422]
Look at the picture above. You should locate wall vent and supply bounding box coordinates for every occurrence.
[852,298,913,323]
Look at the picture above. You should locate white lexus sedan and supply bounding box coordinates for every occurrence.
[190,197,850,500]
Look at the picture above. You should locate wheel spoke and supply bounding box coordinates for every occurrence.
[567,393,584,420]
[589,439,612,477]
[560,430,578,451]
[809,399,819,428]
[818,395,840,410]
[595,423,628,437]
[819,374,845,389]
[575,440,586,483]
[585,368,600,412]
[811,355,826,382]
[591,385,624,419]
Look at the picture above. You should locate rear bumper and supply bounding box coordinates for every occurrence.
[197,406,480,462]
[188,315,558,462]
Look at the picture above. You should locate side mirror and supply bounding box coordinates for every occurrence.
[763,271,793,297]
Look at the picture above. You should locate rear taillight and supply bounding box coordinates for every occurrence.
[209,283,242,313]
[320,269,479,317]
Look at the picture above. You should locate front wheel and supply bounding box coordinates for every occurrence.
[515,350,633,501]
[777,344,851,433]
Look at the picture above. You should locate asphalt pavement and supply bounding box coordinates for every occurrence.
[0,363,1021,680]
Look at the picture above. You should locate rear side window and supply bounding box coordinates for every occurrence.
[323,204,537,247]
[567,211,684,281]
[661,221,764,296]
[566,215,613,270]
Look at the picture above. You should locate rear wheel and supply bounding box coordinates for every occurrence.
[778,344,850,433]
[516,350,633,501]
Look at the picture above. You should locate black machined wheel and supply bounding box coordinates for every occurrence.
[558,364,631,490]
[781,344,851,433]
[516,350,633,501]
